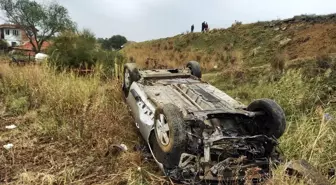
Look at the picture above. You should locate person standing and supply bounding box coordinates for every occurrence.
[201,22,205,32]
[191,24,194,33]
[205,22,209,32]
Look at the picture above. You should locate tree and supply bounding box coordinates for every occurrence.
[48,29,96,68]
[98,35,127,50]
[48,29,118,74]
[0,0,74,53]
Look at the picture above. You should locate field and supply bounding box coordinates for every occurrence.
[0,63,167,185]
[1,14,336,185]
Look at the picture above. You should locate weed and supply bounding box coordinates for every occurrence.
[270,52,287,72]
[316,53,332,69]
[7,96,29,115]
[0,63,163,185]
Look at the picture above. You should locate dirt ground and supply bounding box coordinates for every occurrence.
[286,23,336,59]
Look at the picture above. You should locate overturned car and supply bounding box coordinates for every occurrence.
[122,61,287,184]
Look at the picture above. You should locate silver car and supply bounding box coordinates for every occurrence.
[122,61,287,184]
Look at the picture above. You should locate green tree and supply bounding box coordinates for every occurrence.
[48,29,117,76]
[0,0,74,53]
[98,35,127,50]
[48,29,97,68]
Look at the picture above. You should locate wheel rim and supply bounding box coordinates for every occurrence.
[187,65,193,75]
[155,113,170,146]
[124,69,131,89]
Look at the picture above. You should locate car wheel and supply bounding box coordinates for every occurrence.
[187,61,202,79]
[153,104,186,169]
[247,98,286,139]
[123,63,140,97]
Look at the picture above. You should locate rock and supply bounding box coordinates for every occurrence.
[281,26,287,31]
[272,35,282,42]
[274,27,280,31]
[279,38,292,46]
[285,160,331,185]
[250,46,261,57]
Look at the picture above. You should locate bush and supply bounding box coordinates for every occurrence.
[7,96,29,115]
[270,52,286,72]
[48,30,95,68]
[316,53,331,69]
[47,30,117,76]
[0,39,8,50]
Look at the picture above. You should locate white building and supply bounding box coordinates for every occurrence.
[0,24,29,47]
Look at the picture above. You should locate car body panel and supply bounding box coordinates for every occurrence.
[124,66,280,183]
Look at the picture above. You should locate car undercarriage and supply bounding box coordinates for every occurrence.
[150,100,282,184]
[122,61,331,185]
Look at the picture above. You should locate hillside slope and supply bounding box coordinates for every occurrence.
[123,14,336,71]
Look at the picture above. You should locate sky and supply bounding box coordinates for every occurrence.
[3,0,336,42]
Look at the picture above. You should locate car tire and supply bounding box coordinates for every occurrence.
[123,63,140,97]
[153,104,186,169]
[247,98,286,139]
[187,61,202,79]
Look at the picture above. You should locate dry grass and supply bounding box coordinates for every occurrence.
[0,63,166,185]
[270,52,287,72]
[2,52,336,185]
[122,44,244,73]
[2,63,335,185]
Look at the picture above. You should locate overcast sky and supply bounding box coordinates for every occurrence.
[4,0,336,42]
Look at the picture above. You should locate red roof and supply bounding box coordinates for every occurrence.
[19,40,51,50]
[13,40,52,55]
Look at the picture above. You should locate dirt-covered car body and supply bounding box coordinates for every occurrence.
[123,62,286,184]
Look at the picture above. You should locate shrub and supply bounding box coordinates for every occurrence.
[48,30,96,69]
[7,96,29,115]
[316,53,331,69]
[47,29,121,78]
[270,52,286,72]
[0,39,8,50]
[48,30,117,72]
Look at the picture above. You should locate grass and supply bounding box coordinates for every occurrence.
[3,14,336,184]
[203,64,336,184]
[0,62,166,185]
[122,14,336,74]
[1,57,336,185]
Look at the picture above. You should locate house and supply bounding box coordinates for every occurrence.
[0,24,29,47]
[14,40,51,56]
[0,24,51,56]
